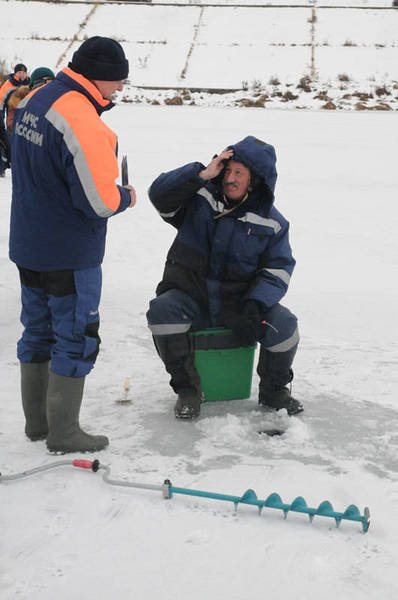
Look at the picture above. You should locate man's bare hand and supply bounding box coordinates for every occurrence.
[199,149,234,181]
[124,185,137,208]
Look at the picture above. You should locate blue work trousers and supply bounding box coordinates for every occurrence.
[147,289,299,353]
[17,266,102,377]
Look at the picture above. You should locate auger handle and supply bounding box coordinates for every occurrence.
[73,459,100,472]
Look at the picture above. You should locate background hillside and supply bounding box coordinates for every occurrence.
[1,0,398,110]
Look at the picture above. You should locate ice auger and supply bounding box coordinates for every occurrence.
[0,459,370,533]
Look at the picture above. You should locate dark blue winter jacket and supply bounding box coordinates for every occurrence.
[9,67,130,271]
[149,136,295,321]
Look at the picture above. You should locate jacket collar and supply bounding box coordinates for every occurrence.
[56,67,115,115]
[9,73,27,87]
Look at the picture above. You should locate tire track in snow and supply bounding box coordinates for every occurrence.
[180,6,205,81]
[55,3,99,69]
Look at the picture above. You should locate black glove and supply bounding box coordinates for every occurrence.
[222,300,265,346]
[242,300,262,323]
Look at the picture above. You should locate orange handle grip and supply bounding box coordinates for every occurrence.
[73,459,94,470]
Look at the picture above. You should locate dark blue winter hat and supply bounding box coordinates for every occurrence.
[14,63,27,73]
[69,36,129,81]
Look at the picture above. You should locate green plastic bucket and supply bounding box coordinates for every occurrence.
[192,328,256,402]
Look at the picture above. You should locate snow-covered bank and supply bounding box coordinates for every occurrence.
[123,78,398,111]
[1,0,398,110]
[1,104,397,599]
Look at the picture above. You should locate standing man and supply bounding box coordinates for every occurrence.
[6,67,55,134]
[147,136,302,419]
[9,37,136,453]
[0,63,29,118]
[0,63,29,175]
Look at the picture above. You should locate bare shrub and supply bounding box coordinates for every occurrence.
[138,56,149,69]
[165,96,183,106]
[0,58,8,84]
[375,86,389,97]
[322,101,337,110]
[297,75,312,92]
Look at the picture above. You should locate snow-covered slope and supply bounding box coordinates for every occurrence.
[1,0,397,110]
[1,103,398,599]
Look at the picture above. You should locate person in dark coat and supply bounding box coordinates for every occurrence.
[6,67,55,134]
[0,124,9,176]
[0,63,29,117]
[147,136,303,419]
[9,39,136,453]
[0,63,29,173]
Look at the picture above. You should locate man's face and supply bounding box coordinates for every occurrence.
[92,80,124,100]
[222,160,251,202]
[15,70,28,82]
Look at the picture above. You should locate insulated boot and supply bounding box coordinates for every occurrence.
[153,333,202,419]
[46,372,109,453]
[174,387,202,420]
[257,346,303,416]
[21,361,49,441]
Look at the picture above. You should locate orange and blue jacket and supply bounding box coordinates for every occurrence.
[0,73,27,121]
[9,67,130,271]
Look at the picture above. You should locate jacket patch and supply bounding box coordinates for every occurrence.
[14,110,43,146]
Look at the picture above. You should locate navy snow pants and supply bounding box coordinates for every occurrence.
[17,266,102,377]
[147,289,299,353]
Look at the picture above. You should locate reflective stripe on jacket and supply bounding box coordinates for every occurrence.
[9,67,130,271]
[0,80,15,117]
[0,73,27,118]
[149,136,296,321]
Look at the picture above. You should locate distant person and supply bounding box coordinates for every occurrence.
[0,63,29,174]
[0,124,9,176]
[6,67,55,134]
[146,136,303,419]
[10,37,136,453]
[0,63,29,116]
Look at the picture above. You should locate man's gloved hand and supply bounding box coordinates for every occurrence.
[222,300,265,346]
[242,300,262,324]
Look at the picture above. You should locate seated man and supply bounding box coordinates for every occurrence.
[147,136,303,419]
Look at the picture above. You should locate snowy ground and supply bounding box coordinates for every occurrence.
[1,103,398,599]
[1,0,398,596]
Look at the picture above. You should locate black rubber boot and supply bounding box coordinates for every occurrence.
[153,333,202,419]
[257,346,303,416]
[46,372,109,453]
[20,361,49,441]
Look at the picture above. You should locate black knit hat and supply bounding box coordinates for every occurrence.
[14,63,27,73]
[69,36,129,81]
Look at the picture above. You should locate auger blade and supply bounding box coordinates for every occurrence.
[240,489,258,504]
